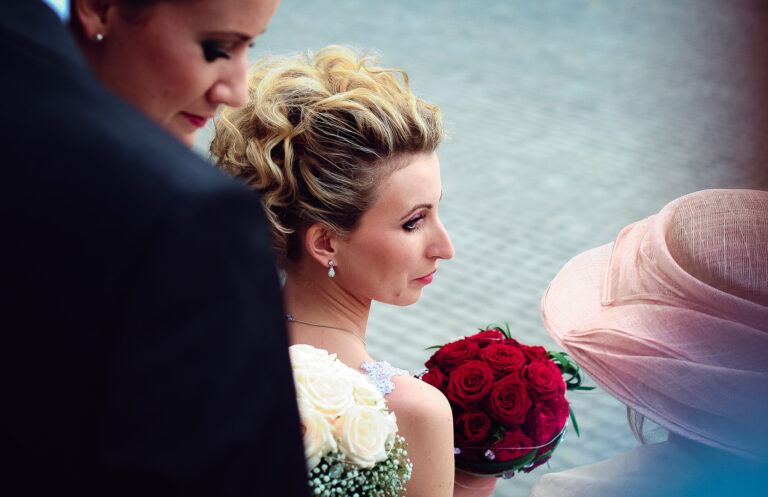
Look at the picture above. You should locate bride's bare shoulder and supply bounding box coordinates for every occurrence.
[385,374,455,496]
[386,374,452,421]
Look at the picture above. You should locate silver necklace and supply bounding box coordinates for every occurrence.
[285,314,367,345]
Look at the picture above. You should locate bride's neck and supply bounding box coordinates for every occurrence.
[282,270,373,364]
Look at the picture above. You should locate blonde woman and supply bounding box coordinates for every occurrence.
[212,46,496,497]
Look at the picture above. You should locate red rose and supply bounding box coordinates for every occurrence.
[486,373,532,425]
[467,329,504,347]
[519,344,548,362]
[492,428,534,462]
[455,410,493,444]
[420,368,448,390]
[522,361,565,400]
[544,395,570,430]
[425,339,480,371]
[479,343,527,377]
[446,361,495,410]
[524,402,560,446]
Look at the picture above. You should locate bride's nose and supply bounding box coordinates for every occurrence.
[427,217,454,260]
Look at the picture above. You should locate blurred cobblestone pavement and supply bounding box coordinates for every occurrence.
[196,1,768,495]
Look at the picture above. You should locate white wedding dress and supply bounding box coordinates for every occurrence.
[361,360,409,396]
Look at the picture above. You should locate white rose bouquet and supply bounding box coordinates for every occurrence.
[289,344,412,496]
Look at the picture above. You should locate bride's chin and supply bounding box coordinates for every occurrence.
[383,291,423,307]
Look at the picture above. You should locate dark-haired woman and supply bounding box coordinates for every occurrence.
[69,0,280,146]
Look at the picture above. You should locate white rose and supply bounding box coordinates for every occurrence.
[288,344,336,369]
[337,405,398,468]
[297,400,337,470]
[328,360,386,408]
[293,365,355,418]
[352,376,387,408]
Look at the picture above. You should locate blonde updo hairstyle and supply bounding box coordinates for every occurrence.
[211,45,444,268]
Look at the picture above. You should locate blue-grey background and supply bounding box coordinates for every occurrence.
[195,1,768,495]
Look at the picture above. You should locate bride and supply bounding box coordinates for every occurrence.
[212,45,495,497]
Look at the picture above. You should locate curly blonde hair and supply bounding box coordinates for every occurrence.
[211,45,444,267]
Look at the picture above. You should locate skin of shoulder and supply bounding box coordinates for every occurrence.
[386,375,455,497]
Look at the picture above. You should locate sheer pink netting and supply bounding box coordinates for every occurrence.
[541,189,768,459]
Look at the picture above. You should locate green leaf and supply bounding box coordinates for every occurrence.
[569,407,581,438]
[502,323,512,340]
[487,427,505,443]
[547,350,592,391]
[423,345,443,351]
[547,350,565,361]
[534,448,555,460]
[483,323,512,339]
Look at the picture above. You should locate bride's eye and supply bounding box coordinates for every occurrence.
[403,214,425,232]
[201,40,230,62]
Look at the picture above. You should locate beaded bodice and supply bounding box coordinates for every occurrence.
[360,360,409,396]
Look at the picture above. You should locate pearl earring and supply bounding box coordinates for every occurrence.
[328,260,336,278]
[95,33,104,42]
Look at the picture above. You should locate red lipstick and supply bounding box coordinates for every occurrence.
[181,112,209,128]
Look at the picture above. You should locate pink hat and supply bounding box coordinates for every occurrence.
[541,189,768,459]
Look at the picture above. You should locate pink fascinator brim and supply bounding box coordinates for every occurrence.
[541,189,768,459]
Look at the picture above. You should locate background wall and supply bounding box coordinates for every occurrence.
[195,1,768,495]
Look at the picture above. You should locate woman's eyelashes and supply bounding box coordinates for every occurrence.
[201,40,233,62]
[202,39,255,62]
[402,214,425,232]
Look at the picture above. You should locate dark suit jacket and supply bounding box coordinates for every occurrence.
[0,2,307,495]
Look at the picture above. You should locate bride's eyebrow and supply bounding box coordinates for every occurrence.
[398,191,443,220]
[399,200,439,222]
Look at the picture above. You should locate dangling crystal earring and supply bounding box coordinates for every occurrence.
[95,33,104,43]
[328,260,336,278]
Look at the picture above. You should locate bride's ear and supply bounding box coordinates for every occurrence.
[304,224,339,267]
[72,0,114,41]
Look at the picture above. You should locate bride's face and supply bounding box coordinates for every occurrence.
[78,0,280,147]
[334,152,455,306]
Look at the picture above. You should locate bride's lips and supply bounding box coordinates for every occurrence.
[181,112,211,128]
[416,270,437,285]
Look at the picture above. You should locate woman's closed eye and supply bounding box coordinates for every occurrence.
[201,39,254,62]
[202,40,230,62]
[402,214,425,232]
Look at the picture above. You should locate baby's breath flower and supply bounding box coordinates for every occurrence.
[307,437,411,497]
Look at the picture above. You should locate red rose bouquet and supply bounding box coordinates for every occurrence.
[418,325,590,478]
